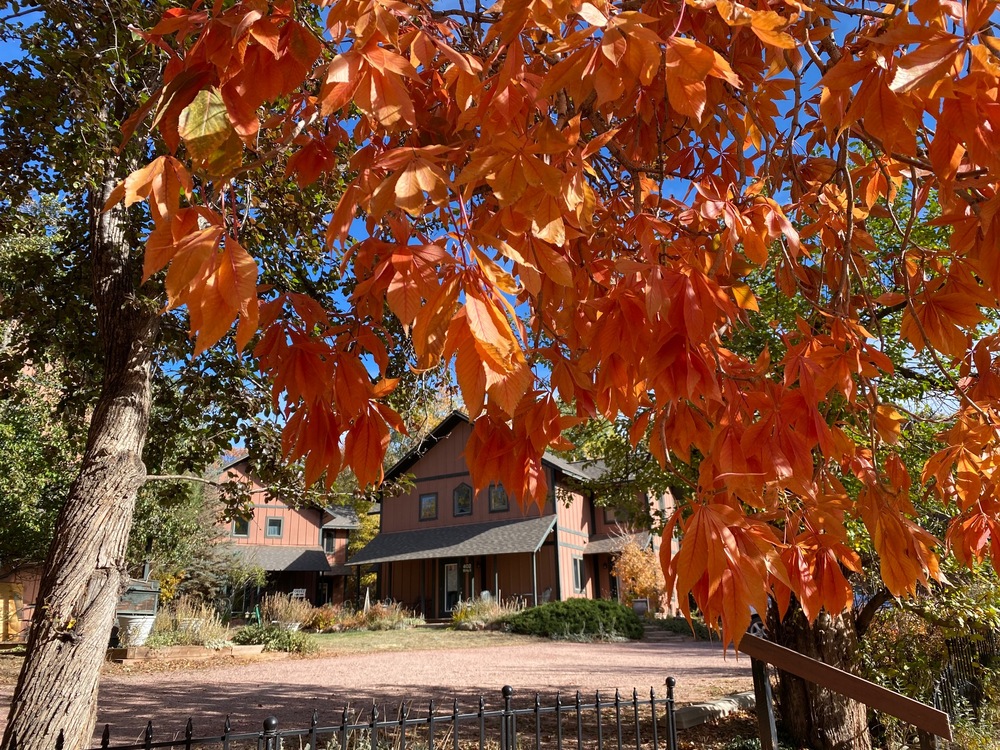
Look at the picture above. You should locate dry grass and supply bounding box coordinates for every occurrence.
[311,626,540,655]
[261,593,315,627]
[145,596,232,647]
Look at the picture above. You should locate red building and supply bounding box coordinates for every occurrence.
[348,413,676,619]
[222,457,360,606]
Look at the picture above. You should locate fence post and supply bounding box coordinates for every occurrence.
[665,678,677,750]
[750,658,778,750]
[263,716,280,750]
[501,686,514,750]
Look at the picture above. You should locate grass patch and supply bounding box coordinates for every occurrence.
[311,626,539,654]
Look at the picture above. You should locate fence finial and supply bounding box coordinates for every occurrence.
[101,724,111,749]
[263,717,279,733]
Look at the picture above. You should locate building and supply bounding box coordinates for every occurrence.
[347,412,675,619]
[0,566,41,642]
[222,457,360,606]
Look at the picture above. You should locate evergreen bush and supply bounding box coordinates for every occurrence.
[504,599,643,640]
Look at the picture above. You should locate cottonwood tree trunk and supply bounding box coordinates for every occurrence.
[2,175,157,750]
[769,602,873,750]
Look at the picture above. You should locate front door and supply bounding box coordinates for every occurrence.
[443,562,461,614]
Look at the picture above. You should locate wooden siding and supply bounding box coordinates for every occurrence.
[383,420,558,533]
[324,528,351,565]
[223,463,324,547]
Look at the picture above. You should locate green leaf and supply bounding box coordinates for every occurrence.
[177,88,234,164]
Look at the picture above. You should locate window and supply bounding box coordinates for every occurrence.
[419,493,438,521]
[573,557,586,593]
[232,518,250,537]
[322,529,336,553]
[489,484,509,512]
[265,517,283,538]
[453,483,473,516]
[603,508,618,524]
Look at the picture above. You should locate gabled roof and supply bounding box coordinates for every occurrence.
[322,505,361,530]
[347,515,557,566]
[384,411,470,482]
[384,411,596,484]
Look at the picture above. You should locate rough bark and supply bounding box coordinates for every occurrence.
[2,175,157,750]
[769,602,873,750]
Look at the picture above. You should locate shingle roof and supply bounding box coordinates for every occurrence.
[583,532,651,556]
[237,545,332,572]
[322,505,361,529]
[347,515,557,566]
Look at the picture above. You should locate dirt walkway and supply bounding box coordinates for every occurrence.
[1,637,751,742]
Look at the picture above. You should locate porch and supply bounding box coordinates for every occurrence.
[347,515,558,619]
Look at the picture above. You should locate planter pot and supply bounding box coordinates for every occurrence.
[117,614,156,647]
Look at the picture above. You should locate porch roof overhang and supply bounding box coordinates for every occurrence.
[237,545,332,572]
[347,515,557,566]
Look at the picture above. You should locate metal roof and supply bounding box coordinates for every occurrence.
[237,545,332,572]
[347,515,557,566]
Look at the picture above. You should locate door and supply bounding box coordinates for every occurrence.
[443,562,461,614]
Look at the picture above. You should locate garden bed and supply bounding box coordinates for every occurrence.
[107,644,270,664]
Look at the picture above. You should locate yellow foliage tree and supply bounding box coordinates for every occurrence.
[611,538,666,613]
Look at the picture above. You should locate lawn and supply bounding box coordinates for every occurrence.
[311,625,541,655]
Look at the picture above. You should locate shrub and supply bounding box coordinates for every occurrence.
[340,601,423,631]
[232,623,318,653]
[504,599,643,641]
[450,596,519,630]
[306,604,345,632]
[144,595,231,648]
[260,592,314,627]
[654,616,713,640]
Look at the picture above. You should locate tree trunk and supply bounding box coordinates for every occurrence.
[2,175,157,750]
[769,602,872,750]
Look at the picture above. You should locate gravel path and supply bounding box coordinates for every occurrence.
[90,639,750,741]
[0,636,751,742]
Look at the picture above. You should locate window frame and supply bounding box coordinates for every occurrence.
[603,508,618,525]
[265,517,283,538]
[573,557,585,594]
[419,492,438,521]
[322,529,337,553]
[488,483,509,513]
[453,483,473,517]
[232,518,250,537]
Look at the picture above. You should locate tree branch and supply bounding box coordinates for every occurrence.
[854,588,892,638]
[144,474,222,488]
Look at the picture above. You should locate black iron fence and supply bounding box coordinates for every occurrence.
[932,631,999,723]
[9,682,682,750]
